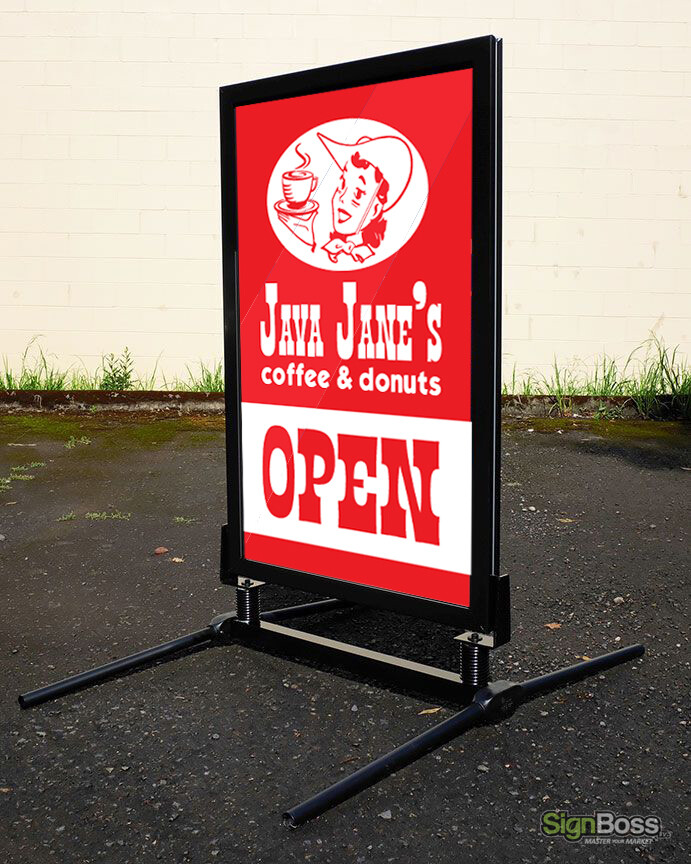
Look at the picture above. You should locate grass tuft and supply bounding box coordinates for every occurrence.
[85,510,131,521]
[505,336,690,420]
[65,435,91,449]
[11,462,46,471]
[2,337,688,418]
[100,347,134,391]
[1,339,68,390]
[1,458,47,493]
[1,342,220,393]
[1,343,151,392]
[168,360,224,393]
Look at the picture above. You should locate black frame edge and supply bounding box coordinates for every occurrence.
[219,36,505,637]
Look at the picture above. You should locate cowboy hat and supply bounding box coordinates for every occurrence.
[317,132,413,212]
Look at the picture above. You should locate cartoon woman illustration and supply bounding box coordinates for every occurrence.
[317,133,413,264]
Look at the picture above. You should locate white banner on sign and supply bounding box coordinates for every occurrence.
[242,402,471,575]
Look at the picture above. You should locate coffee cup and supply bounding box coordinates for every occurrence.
[282,169,317,209]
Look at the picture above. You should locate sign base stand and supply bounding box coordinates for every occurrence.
[18,581,644,826]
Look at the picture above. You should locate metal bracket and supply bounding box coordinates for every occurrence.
[455,631,495,648]
[236,578,265,589]
[454,571,511,650]
[209,612,236,640]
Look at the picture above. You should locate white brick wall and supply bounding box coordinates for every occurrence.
[0,1,689,384]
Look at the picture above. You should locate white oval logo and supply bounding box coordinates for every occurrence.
[267,118,429,271]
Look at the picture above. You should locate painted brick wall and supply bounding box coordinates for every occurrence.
[1,1,689,383]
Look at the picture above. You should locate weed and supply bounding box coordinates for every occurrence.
[170,361,224,393]
[506,336,690,420]
[3,452,46,492]
[502,364,517,398]
[540,359,580,417]
[108,509,131,521]
[65,435,91,449]
[583,354,628,398]
[625,337,690,420]
[85,510,131,521]
[593,401,624,421]
[1,339,68,390]
[173,515,198,524]
[100,347,134,391]
[2,335,688,419]
[67,367,101,389]
[503,364,537,398]
[136,356,162,391]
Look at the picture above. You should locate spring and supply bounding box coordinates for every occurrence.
[460,642,490,689]
[236,582,261,626]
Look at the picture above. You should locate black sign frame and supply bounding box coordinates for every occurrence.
[220,35,504,635]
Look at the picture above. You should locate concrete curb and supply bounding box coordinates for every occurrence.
[0,390,225,415]
[1,389,675,419]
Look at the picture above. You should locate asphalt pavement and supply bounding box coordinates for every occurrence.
[0,414,688,864]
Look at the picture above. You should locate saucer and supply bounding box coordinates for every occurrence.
[275,199,318,215]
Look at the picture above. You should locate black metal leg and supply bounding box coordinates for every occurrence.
[520,643,645,699]
[15,591,352,711]
[283,702,486,828]
[261,598,354,622]
[18,625,218,709]
[282,644,645,827]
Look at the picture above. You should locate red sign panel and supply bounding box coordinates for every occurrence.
[235,69,474,608]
